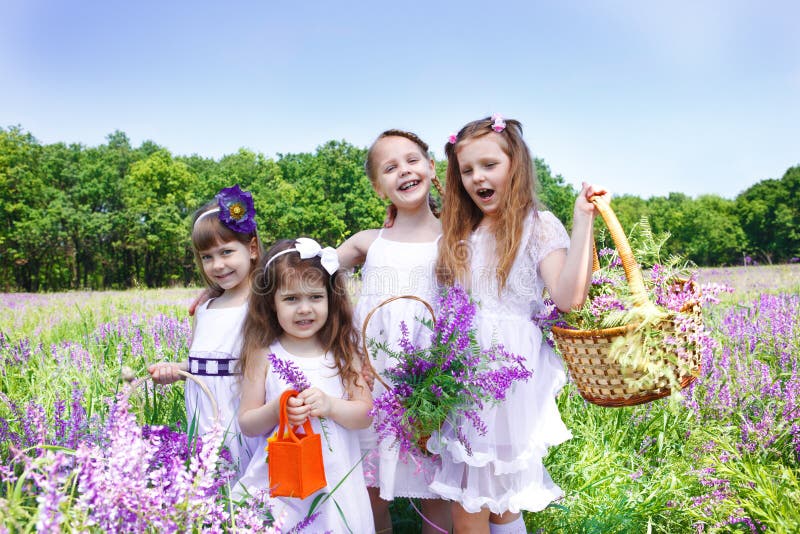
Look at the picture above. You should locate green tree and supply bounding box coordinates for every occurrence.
[121,149,197,287]
[736,166,800,263]
[535,158,576,226]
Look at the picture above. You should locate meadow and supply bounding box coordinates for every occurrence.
[0,264,798,532]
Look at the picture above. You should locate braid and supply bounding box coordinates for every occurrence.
[429,175,445,218]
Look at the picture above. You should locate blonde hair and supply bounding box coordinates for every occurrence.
[364,129,444,217]
[239,239,365,391]
[191,201,263,291]
[436,117,538,290]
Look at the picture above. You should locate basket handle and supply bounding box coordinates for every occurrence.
[590,195,650,308]
[275,389,315,443]
[129,369,221,424]
[360,295,436,391]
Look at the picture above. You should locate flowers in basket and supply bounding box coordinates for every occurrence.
[534,217,730,402]
[368,286,533,458]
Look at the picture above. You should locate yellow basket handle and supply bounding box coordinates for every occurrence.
[590,195,650,308]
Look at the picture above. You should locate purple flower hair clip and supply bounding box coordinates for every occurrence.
[216,184,257,234]
[448,133,458,144]
[491,114,506,133]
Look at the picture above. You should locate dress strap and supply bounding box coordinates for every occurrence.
[377,228,385,238]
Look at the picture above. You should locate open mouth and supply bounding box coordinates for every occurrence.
[399,180,420,191]
[477,188,495,199]
[295,319,314,327]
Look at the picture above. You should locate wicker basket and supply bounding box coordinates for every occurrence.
[130,369,220,423]
[550,196,702,407]
[360,294,436,392]
[361,294,437,453]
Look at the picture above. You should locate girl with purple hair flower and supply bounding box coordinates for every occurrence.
[147,185,263,481]
[233,238,374,533]
[433,115,608,533]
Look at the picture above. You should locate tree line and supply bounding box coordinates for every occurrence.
[1,126,798,292]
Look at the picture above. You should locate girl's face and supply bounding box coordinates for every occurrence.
[199,238,257,295]
[274,272,329,346]
[456,135,511,223]
[371,136,435,210]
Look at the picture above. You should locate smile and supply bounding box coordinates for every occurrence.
[399,180,420,191]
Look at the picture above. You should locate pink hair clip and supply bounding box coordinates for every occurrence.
[491,114,506,133]
[448,133,457,144]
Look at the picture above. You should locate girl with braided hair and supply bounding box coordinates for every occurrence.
[337,129,451,533]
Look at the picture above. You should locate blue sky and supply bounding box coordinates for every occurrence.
[2,0,798,198]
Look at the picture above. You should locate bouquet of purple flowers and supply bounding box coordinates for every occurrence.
[368,286,533,458]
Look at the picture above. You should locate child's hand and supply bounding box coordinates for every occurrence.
[360,366,376,391]
[575,182,610,219]
[298,387,332,419]
[285,390,331,426]
[285,394,309,426]
[188,287,222,316]
[147,362,183,385]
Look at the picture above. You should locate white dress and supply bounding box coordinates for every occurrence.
[428,210,573,514]
[353,230,442,500]
[234,341,374,534]
[186,299,260,481]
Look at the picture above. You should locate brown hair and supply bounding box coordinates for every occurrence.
[436,117,538,290]
[239,239,365,392]
[191,200,263,291]
[364,129,444,217]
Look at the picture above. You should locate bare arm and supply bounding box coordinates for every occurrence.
[237,352,281,437]
[336,229,379,270]
[541,182,609,312]
[188,287,222,316]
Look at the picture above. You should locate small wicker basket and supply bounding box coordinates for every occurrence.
[550,196,702,407]
[360,294,436,392]
[130,369,220,423]
[361,294,437,453]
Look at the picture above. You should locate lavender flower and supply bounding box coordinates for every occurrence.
[369,285,532,459]
[268,353,311,391]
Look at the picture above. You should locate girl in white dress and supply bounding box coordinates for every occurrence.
[235,238,374,533]
[432,115,608,533]
[337,130,452,533]
[148,185,262,481]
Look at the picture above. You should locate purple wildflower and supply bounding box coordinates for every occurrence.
[268,353,311,391]
[369,285,532,459]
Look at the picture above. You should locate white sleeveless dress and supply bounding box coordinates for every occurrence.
[428,210,573,514]
[353,230,442,500]
[186,299,260,481]
[234,341,374,534]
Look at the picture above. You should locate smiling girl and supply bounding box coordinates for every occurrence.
[148,185,263,481]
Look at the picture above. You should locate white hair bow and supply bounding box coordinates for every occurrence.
[266,237,340,275]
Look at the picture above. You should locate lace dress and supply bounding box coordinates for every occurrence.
[428,210,573,513]
[353,230,442,499]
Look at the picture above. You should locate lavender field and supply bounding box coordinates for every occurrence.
[1,265,798,533]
